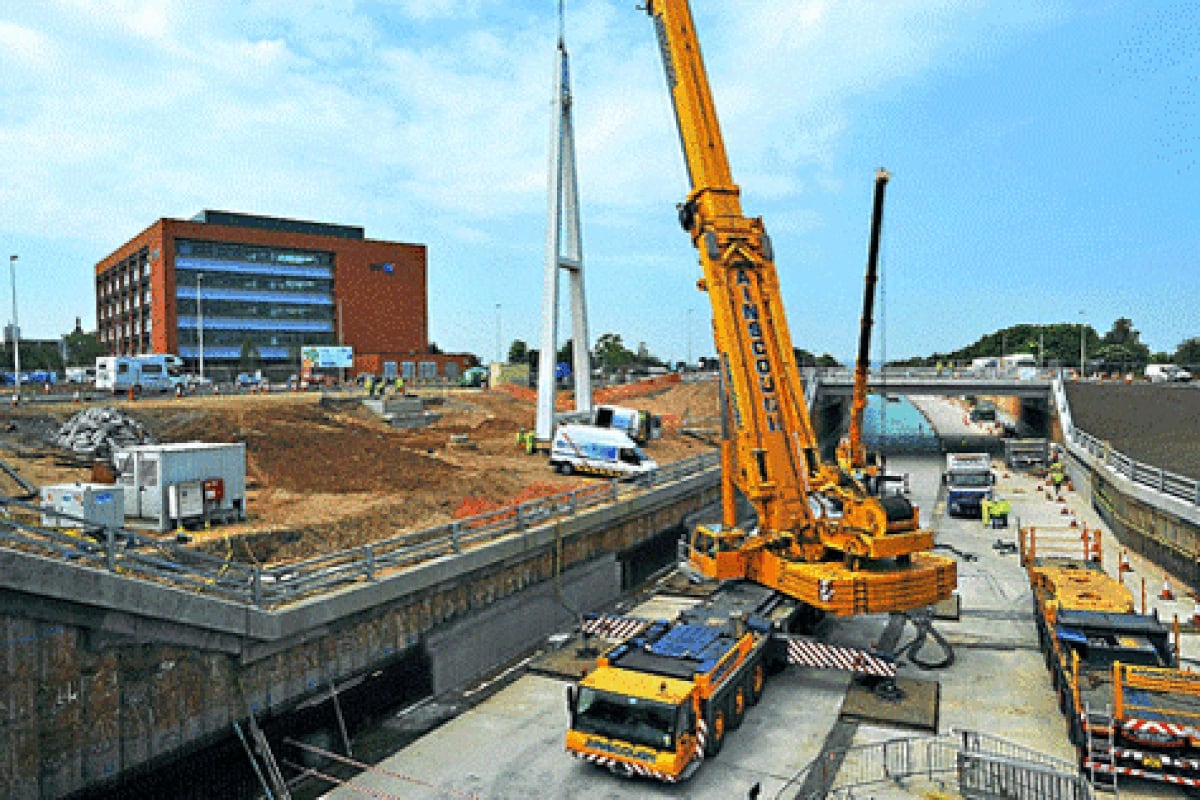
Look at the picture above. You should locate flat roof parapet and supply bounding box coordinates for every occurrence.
[190,209,365,240]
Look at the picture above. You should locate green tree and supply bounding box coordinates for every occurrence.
[239,338,261,373]
[1097,317,1150,371]
[794,348,840,368]
[62,329,104,367]
[507,339,528,364]
[595,333,635,374]
[1175,337,1200,368]
[556,339,574,365]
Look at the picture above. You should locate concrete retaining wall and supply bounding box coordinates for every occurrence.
[0,468,719,798]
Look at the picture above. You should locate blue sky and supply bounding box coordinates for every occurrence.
[0,1,1195,364]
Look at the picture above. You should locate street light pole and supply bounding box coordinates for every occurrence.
[495,303,501,363]
[686,307,692,368]
[197,273,204,381]
[8,255,18,404]
[1079,312,1086,378]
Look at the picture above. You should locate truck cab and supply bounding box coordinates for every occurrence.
[943,453,994,517]
[566,671,701,782]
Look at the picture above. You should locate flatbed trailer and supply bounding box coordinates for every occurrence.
[1022,526,1200,788]
[564,581,894,782]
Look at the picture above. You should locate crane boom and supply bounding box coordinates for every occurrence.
[838,169,890,484]
[646,0,955,616]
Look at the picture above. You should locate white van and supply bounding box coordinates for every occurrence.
[1146,364,1192,383]
[549,424,658,479]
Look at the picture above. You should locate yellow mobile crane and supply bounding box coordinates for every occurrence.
[648,0,954,615]
[836,169,889,492]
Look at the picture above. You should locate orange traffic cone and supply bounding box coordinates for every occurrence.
[1192,600,1200,627]
[1060,505,1069,515]
[1119,550,1132,574]
[1068,513,1078,528]
[1161,577,1175,601]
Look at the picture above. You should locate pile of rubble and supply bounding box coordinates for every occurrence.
[52,407,155,461]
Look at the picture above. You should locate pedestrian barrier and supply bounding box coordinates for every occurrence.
[1053,376,1200,510]
[780,729,1093,800]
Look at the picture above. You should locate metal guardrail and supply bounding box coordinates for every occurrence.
[0,450,720,609]
[782,729,1092,800]
[1054,376,1200,510]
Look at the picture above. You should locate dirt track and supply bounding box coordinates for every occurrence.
[1064,382,1200,480]
[0,380,719,564]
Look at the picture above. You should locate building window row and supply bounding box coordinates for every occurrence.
[176,239,334,267]
[97,247,151,300]
[179,329,337,352]
[176,268,333,295]
[176,300,333,321]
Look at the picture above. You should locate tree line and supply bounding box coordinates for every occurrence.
[891,318,1200,373]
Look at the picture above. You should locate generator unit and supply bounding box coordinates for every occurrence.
[40,483,125,530]
[112,442,246,531]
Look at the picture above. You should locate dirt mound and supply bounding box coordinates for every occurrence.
[1064,382,1200,480]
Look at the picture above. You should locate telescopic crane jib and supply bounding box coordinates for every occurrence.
[837,169,889,491]
[646,0,955,616]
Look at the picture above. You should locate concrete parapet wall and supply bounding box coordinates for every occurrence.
[0,467,718,798]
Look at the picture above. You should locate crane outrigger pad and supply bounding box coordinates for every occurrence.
[840,676,940,733]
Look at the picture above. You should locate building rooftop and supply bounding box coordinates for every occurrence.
[189,210,364,241]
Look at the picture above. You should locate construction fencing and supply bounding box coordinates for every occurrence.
[0,450,719,608]
[782,729,1093,800]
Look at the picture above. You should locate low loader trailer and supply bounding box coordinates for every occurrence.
[1022,526,1200,789]
[564,582,896,782]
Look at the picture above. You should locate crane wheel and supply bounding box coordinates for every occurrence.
[879,495,916,524]
[728,686,747,731]
[705,709,726,757]
[747,663,765,706]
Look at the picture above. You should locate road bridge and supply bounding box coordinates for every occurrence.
[811,369,1053,400]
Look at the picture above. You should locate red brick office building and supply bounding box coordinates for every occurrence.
[95,210,473,381]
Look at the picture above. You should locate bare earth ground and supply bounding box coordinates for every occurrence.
[0,380,719,564]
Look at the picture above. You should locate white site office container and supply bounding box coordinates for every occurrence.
[112,442,247,531]
[40,483,125,530]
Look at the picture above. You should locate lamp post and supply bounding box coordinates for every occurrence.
[8,255,18,404]
[495,303,502,363]
[1079,312,1086,378]
[686,307,693,368]
[197,273,204,381]
[1080,309,1089,379]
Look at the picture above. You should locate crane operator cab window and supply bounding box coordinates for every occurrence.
[692,526,745,557]
[808,493,844,520]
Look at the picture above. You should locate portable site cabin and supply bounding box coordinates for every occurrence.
[112,442,246,531]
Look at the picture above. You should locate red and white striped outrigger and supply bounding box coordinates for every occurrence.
[784,636,897,678]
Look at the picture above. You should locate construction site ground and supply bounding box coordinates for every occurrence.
[0,379,719,565]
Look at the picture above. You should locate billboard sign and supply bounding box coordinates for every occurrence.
[301,346,353,369]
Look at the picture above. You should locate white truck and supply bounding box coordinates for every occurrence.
[550,424,658,479]
[592,404,660,444]
[943,452,994,518]
[1146,364,1192,383]
[96,354,186,393]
